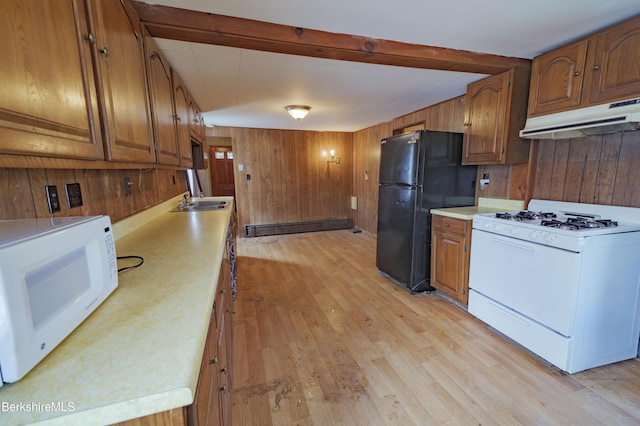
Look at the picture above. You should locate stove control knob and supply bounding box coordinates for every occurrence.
[530,231,540,239]
[543,234,554,243]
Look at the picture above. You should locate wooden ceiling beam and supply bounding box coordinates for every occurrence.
[132,2,530,75]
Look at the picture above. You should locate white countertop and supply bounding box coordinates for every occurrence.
[1,194,234,425]
[430,197,525,220]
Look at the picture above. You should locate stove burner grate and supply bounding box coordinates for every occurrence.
[541,218,618,230]
[495,211,556,221]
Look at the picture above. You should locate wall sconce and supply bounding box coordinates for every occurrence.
[285,105,311,120]
[322,149,340,164]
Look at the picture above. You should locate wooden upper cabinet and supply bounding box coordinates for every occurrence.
[172,70,193,168]
[588,16,640,105]
[528,15,640,117]
[143,29,180,166]
[462,67,530,165]
[188,97,206,144]
[90,0,155,164]
[527,40,589,116]
[0,0,103,160]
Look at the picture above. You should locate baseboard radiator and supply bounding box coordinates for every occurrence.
[244,218,351,237]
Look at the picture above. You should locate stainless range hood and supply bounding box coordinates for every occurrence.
[520,98,640,140]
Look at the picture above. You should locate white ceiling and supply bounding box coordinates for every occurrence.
[146,0,640,132]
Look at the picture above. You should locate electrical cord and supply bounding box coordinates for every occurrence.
[117,255,144,273]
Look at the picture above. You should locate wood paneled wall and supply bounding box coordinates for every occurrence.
[352,92,640,236]
[0,168,187,222]
[3,103,638,232]
[530,131,640,207]
[352,96,467,235]
[209,127,353,232]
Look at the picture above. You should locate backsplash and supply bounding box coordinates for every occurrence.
[0,168,187,222]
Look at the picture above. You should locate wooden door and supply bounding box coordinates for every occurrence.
[0,0,103,160]
[143,30,179,166]
[172,71,193,168]
[189,97,205,143]
[209,146,235,197]
[527,40,589,116]
[430,216,470,305]
[462,72,508,164]
[144,33,180,166]
[588,15,640,105]
[90,0,155,163]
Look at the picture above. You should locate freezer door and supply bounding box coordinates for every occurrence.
[376,184,428,288]
[379,132,420,185]
[421,132,477,209]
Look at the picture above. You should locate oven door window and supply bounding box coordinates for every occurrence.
[469,230,581,337]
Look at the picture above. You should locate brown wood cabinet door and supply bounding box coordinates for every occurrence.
[588,16,640,105]
[430,216,470,304]
[462,72,508,164]
[90,0,155,163]
[431,229,466,303]
[216,316,230,426]
[172,71,193,168]
[188,97,205,144]
[528,40,589,116]
[0,0,103,160]
[144,32,179,166]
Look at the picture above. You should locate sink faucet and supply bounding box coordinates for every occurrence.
[179,194,191,209]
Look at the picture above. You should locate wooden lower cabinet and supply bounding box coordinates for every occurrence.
[430,215,472,305]
[118,260,233,426]
[188,262,233,426]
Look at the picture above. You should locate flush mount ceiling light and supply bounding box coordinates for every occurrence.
[285,105,311,120]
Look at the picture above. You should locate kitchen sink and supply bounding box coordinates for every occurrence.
[172,198,229,212]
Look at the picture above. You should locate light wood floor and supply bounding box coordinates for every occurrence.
[231,230,640,425]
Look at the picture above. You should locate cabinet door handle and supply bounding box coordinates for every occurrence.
[444,223,449,228]
[220,367,227,373]
[84,33,96,44]
[209,357,219,365]
[593,64,600,71]
[220,385,227,393]
[574,71,580,76]
[99,47,109,57]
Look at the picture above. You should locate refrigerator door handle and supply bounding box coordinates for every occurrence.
[379,182,416,188]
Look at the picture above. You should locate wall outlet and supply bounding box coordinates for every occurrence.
[65,183,83,208]
[479,173,490,190]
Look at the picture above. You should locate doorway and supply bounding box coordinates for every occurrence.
[209,145,235,197]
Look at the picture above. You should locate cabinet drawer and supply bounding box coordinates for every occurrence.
[432,215,468,235]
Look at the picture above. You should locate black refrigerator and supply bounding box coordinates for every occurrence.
[376,130,477,293]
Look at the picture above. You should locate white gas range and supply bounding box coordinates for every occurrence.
[468,199,640,374]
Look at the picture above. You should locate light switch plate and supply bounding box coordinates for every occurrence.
[46,185,61,213]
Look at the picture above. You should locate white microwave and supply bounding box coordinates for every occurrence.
[0,215,118,386]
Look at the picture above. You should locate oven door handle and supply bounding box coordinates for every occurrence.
[491,237,535,252]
